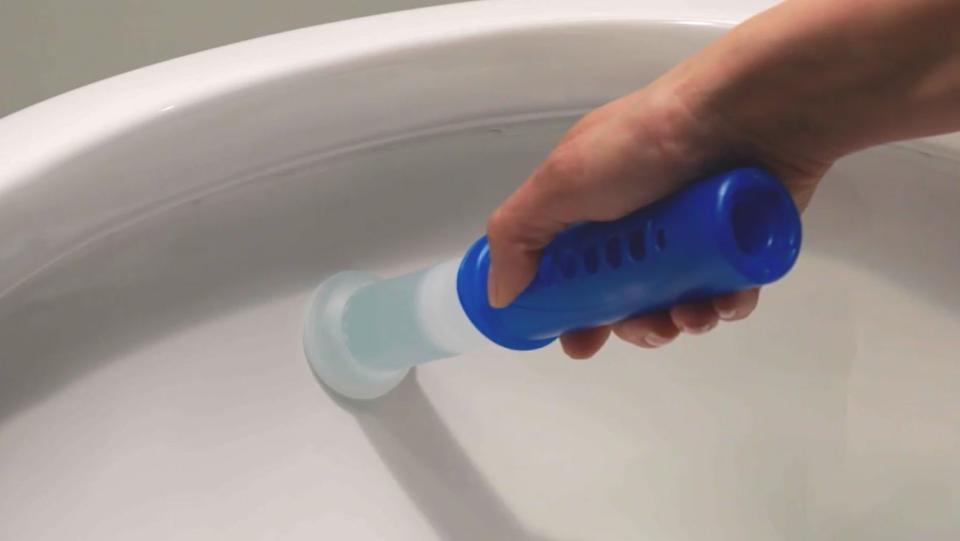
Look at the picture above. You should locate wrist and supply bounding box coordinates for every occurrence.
[670,0,960,164]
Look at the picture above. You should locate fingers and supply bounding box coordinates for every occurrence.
[612,312,680,348]
[669,301,720,335]
[560,326,612,359]
[564,289,761,357]
[712,288,760,321]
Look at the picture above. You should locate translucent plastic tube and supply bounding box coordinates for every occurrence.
[303,258,488,399]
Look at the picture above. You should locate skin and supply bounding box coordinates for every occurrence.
[485,0,960,359]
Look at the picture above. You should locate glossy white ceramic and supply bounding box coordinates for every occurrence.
[1,2,957,539]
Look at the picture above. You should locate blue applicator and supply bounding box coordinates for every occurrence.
[304,167,801,399]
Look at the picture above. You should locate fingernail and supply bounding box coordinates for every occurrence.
[717,308,737,321]
[487,269,503,308]
[644,332,674,347]
[684,321,717,335]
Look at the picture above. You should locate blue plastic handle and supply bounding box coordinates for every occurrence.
[456,167,802,350]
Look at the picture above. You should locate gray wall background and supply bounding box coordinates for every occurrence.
[0,0,459,118]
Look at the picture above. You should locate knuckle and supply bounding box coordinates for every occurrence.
[486,206,512,241]
[539,145,586,185]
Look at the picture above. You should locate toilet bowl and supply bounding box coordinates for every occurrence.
[0,2,957,539]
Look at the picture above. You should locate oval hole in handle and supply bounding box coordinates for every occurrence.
[628,229,645,261]
[583,245,599,274]
[605,237,623,268]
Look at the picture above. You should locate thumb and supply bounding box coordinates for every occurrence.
[485,112,697,308]
[484,187,567,308]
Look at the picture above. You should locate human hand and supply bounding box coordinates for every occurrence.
[484,83,828,358]
[486,0,960,359]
